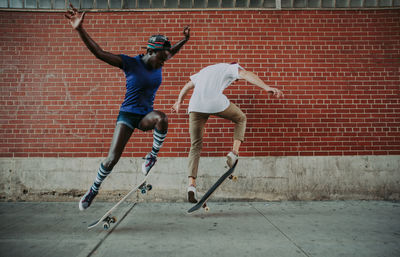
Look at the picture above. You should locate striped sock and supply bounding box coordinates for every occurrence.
[91,163,112,192]
[150,128,167,157]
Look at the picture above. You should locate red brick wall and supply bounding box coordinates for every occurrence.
[1,10,399,158]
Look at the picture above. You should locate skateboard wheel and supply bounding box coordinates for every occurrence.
[110,216,117,223]
[103,222,110,230]
[141,188,147,194]
[146,184,152,191]
[229,174,237,181]
[202,203,210,212]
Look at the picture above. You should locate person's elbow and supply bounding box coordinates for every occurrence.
[238,69,249,80]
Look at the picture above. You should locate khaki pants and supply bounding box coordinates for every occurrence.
[188,103,246,178]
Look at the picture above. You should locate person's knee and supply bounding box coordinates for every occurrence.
[155,112,168,131]
[159,112,168,126]
[238,112,247,124]
[102,154,120,170]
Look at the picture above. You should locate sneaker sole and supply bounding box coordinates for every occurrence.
[79,200,86,211]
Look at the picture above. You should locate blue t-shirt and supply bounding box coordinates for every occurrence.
[119,54,162,115]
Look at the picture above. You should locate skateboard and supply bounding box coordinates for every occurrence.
[187,160,238,214]
[87,173,152,230]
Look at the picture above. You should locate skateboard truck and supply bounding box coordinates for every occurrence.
[102,216,117,230]
[139,182,153,195]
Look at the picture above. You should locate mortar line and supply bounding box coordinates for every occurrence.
[86,203,137,257]
[250,203,311,257]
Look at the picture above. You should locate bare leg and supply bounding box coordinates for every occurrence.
[79,123,134,211]
[102,123,134,170]
[189,176,196,187]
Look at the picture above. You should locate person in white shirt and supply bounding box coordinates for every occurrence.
[172,63,283,203]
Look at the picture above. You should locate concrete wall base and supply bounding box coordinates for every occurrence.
[1,156,399,202]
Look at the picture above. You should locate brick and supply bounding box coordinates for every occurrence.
[1,10,399,157]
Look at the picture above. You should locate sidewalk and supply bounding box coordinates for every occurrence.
[0,201,399,257]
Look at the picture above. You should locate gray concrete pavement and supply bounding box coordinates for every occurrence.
[0,201,399,257]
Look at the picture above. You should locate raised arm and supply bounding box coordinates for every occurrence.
[167,26,190,60]
[172,81,195,113]
[238,69,283,98]
[65,4,122,69]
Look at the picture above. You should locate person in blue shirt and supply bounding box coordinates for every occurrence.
[65,4,190,210]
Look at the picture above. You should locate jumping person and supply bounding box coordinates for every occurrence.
[64,4,190,210]
[172,63,283,203]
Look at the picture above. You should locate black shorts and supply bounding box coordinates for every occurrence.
[116,111,146,130]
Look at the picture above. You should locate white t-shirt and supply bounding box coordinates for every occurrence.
[188,63,242,113]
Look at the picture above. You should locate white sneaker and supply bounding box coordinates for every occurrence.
[187,185,198,203]
[226,151,238,168]
[142,153,157,176]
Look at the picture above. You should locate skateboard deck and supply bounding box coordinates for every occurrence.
[187,160,238,214]
[88,172,152,230]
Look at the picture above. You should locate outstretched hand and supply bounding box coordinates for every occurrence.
[172,101,181,113]
[267,87,284,98]
[64,3,85,30]
[183,25,190,40]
